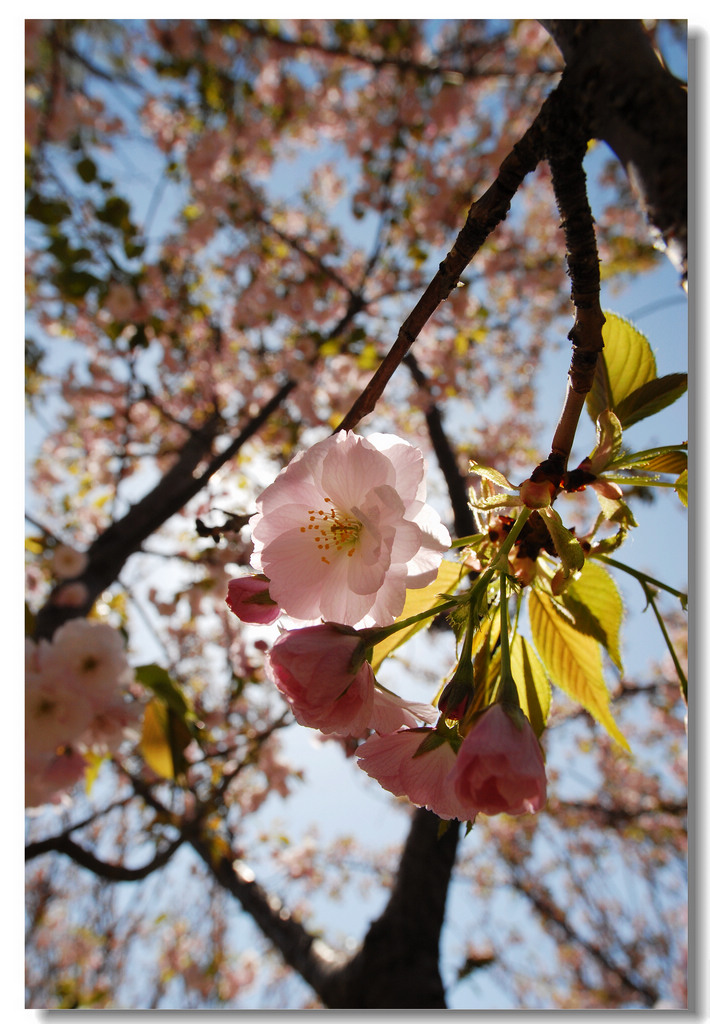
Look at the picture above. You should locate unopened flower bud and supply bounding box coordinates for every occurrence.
[519,478,555,509]
[438,659,474,721]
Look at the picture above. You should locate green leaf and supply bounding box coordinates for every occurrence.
[76,156,97,183]
[26,193,72,225]
[610,443,687,473]
[560,560,624,671]
[538,507,585,576]
[135,663,192,717]
[587,313,657,425]
[640,450,688,474]
[614,373,688,429]
[468,460,516,491]
[593,492,638,528]
[468,493,521,511]
[587,409,623,473]
[529,590,629,749]
[510,635,551,737]
[370,560,463,671]
[675,469,688,507]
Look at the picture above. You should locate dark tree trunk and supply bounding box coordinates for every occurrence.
[320,810,460,1008]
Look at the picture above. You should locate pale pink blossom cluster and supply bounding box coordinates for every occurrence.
[249,431,451,627]
[25,620,140,807]
[225,431,547,820]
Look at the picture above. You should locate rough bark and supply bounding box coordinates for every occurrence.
[541,19,687,286]
[318,810,461,1008]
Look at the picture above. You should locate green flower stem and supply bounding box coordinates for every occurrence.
[496,571,519,708]
[594,554,687,702]
[594,553,687,603]
[642,582,688,702]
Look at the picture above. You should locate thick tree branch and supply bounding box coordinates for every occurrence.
[541,20,687,287]
[189,833,348,1000]
[538,77,606,481]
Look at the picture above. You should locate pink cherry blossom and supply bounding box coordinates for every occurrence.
[25,748,87,808]
[42,619,134,711]
[26,641,96,755]
[250,431,450,627]
[226,576,281,625]
[447,704,547,817]
[369,689,439,734]
[356,728,468,820]
[50,543,89,580]
[266,624,374,736]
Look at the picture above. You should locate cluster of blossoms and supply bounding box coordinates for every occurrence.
[26,619,141,807]
[227,431,547,821]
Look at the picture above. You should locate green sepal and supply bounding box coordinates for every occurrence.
[538,507,585,577]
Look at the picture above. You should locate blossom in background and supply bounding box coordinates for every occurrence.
[448,703,547,817]
[226,575,281,625]
[250,431,450,627]
[26,639,95,754]
[50,543,89,580]
[25,620,138,807]
[267,624,375,736]
[356,728,467,820]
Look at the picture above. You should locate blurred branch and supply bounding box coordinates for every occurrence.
[25,833,184,882]
[404,352,475,539]
[508,870,659,1006]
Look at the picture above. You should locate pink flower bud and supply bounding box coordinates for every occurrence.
[226,576,281,625]
[519,478,555,509]
[267,625,374,736]
[447,704,546,817]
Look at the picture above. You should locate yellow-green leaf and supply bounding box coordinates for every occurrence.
[370,560,463,671]
[529,590,629,749]
[675,469,688,507]
[640,450,688,474]
[510,635,551,737]
[83,749,106,794]
[561,560,624,671]
[140,698,175,779]
[468,460,515,491]
[614,373,687,429]
[538,506,585,576]
[587,313,657,426]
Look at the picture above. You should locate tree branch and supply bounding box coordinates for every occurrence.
[404,352,475,539]
[539,76,605,481]
[509,870,659,1006]
[541,20,687,287]
[25,833,184,882]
